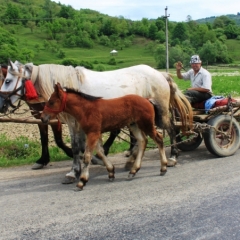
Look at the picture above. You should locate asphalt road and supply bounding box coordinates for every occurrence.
[1,144,240,240]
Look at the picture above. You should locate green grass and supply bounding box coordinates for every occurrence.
[0,134,71,168]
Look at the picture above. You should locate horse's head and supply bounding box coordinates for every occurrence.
[0,60,33,113]
[41,83,66,123]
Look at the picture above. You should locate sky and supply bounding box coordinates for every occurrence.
[53,0,239,22]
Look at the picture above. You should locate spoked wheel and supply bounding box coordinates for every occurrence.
[176,130,203,151]
[203,115,240,157]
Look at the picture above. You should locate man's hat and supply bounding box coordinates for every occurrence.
[190,55,201,64]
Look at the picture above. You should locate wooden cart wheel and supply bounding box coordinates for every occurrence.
[203,115,240,157]
[176,131,203,151]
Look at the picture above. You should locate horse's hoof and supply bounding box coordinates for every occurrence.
[74,187,83,191]
[91,157,105,166]
[160,170,167,176]
[31,163,44,170]
[62,177,76,184]
[109,178,115,182]
[167,158,177,167]
[128,172,136,178]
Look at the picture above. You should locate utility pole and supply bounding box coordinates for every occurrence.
[163,6,170,72]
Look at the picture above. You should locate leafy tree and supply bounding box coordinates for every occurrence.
[169,45,190,68]
[172,22,188,41]
[224,24,240,39]
[154,44,166,69]
[199,40,217,64]
[203,30,217,43]
[99,35,110,46]
[155,18,165,31]
[148,23,158,40]
[214,40,231,63]
[58,5,75,19]
[4,3,21,24]
[156,30,165,43]
[26,21,36,33]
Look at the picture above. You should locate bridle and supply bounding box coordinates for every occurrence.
[0,65,31,111]
[43,90,67,130]
[0,76,31,110]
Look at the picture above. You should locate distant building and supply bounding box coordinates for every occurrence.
[237,12,240,15]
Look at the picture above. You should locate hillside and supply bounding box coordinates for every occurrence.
[196,14,240,25]
[0,0,240,69]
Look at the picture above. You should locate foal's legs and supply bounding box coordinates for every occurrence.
[128,124,147,177]
[77,132,101,190]
[92,129,120,165]
[95,138,115,180]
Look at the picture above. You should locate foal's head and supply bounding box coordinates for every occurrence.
[40,83,66,123]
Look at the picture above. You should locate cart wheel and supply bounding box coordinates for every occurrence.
[203,115,240,157]
[176,131,202,151]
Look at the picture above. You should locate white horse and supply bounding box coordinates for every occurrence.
[0,60,193,184]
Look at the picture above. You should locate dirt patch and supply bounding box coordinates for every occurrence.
[0,102,70,146]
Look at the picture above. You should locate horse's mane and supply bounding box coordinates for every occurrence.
[33,64,82,101]
[64,87,102,101]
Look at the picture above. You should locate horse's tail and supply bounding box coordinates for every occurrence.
[164,73,193,132]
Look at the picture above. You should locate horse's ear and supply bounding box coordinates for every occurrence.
[25,63,33,73]
[54,82,63,93]
[8,59,14,70]
[56,82,64,91]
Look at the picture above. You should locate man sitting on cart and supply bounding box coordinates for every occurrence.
[176,55,212,105]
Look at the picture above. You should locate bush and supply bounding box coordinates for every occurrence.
[95,64,106,71]
[61,58,79,67]
[79,60,93,69]
[108,58,116,65]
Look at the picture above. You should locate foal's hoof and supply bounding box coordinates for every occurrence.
[160,170,167,176]
[31,163,44,170]
[167,158,177,167]
[109,177,115,182]
[62,176,76,184]
[128,172,136,178]
[74,186,83,191]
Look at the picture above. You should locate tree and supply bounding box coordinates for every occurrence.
[155,17,165,31]
[199,40,217,64]
[186,15,192,22]
[154,44,166,69]
[172,22,188,41]
[224,24,240,39]
[4,3,21,24]
[169,45,190,68]
[26,21,36,33]
[148,23,158,40]
[58,5,75,19]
